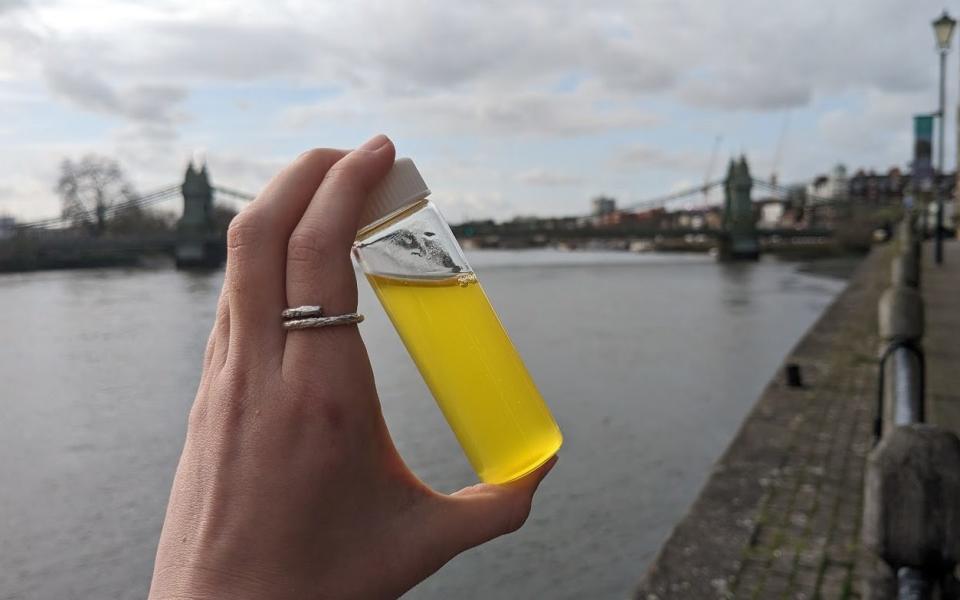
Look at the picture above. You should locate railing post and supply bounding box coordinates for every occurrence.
[863,425,960,599]
[875,217,925,440]
[897,567,934,600]
[862,217,960,599]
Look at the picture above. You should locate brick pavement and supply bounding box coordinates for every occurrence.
[636,247,892,599]
[923,241,960,435]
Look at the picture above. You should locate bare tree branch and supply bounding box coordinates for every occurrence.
[55,155,138,235]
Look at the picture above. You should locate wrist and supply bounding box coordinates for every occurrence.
[149,562,285,600]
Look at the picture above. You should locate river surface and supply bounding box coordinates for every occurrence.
[0,250,855,599]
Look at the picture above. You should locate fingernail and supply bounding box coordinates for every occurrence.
[358,134,390,152]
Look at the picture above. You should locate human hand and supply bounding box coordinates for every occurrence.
[148,135,556,599]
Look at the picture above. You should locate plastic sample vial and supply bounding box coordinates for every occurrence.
[353,158,562,484]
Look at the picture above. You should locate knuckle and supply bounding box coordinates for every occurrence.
[296,147,331,166]
[225,214,270,291]
[226,213,261,255]
[214,304,230,335]
[201,330,217,369]
[217,357,273,399]
[287,230,337,267]
[202,361,263,422]
[322,160,364,194]
[186,397,210,432]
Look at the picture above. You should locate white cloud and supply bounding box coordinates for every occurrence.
[432,190,511,223]
[682,76,812,112]
[279,101,368,129]
[516,169,583,186]
[613,145,707,172]
[3,0,945,107]
[5,0,947,127]
[0,0,955,222]
[669,0,934,110]
[44,64,187,127]
[283,91,658,137]
[816,90,926,170]
[0,0,26,12]
[408,92,658,136]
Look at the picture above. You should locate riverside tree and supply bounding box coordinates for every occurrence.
[56,155,137,236]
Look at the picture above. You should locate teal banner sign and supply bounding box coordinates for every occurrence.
[913,114,934,184]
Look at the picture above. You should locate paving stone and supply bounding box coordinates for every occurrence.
[923,242,960,437]
[636,248,890,599]
[793,567,820,591]
[818,563,851,599]
[761,575,791,598]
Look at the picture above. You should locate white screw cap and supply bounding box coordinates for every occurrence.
[359,158,431,230]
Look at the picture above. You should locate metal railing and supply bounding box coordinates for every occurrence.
[876,339,925,434]
[863,216,960,600]
[873,236,925,442]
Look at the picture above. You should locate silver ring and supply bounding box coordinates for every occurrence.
[283,313,364,330]
[282,305,324,319]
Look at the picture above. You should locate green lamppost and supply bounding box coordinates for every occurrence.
[932,10,955,264]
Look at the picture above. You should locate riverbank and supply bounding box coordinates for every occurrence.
[635,245,891,599]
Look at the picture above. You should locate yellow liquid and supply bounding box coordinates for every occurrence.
[367,272,562,484]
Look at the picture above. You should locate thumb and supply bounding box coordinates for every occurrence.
[430,456,558,557]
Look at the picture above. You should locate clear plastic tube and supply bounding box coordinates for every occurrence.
[354,200,562,483]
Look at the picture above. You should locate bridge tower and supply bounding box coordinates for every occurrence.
[176,162,225,268]
[718,156,760,261]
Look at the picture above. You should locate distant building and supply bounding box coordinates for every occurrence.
[593,207,664,228]
[756,199,787,229]
[591,196,616,217]
[658,206,721,231]
[702,206,723,230]
[807,164,848,201]
[848,167,908,203]
[806,164,923,205]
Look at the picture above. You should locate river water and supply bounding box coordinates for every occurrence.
[0,250,854,599]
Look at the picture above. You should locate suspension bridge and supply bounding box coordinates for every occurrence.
[452,157,864,259]
[2,156,881,273]
[4,162,255,271]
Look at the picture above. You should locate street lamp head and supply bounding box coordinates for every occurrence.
[933,10,957,52]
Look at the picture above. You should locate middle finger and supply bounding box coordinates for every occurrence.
[223,148,347,365]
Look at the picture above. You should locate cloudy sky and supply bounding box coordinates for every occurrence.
[0,0,954,222]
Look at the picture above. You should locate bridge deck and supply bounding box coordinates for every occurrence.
[453,226,834,240]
